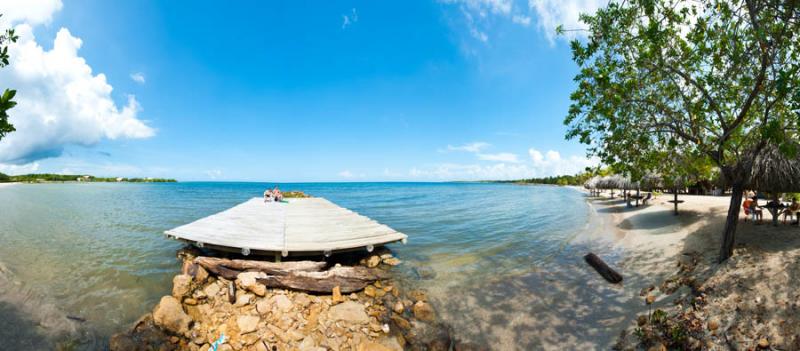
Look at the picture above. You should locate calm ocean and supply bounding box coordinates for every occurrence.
[0,182,630,349]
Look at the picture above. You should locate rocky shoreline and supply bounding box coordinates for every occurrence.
[110,247,460,351]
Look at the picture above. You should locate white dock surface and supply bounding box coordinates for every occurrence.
[165,197,407,254]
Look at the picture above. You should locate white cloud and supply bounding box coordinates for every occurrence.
[512,14,532,26]
[442,0,604,45]
[528,0,605,43]
[444,141,490,153]
[477,152,520,163]
[338,170,365,179]
[341,8,358,29]
[0,161,39,175]
[338,170,354,178]
[0,0,63,27]
[528,148,598,176]
[407,147,597,180]
[130,72,145,84]
[0,24,155,164]
[205,169,222,180]
[408,162,532,180]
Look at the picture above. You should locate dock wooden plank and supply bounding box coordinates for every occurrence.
[165,197,407,254]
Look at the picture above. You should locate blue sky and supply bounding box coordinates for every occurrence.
[0,0,602,181]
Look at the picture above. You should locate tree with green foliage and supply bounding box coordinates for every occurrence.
[0,14,19,141]
[564,0,800,261]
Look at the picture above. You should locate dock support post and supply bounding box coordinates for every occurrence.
[274,253,281,263]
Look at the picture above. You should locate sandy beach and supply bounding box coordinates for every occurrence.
[590,191,800,349]
[0,182,18,188]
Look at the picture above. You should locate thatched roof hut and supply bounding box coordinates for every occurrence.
[584,176,601,190]
[639,173,663,191]
[747,144,800,193]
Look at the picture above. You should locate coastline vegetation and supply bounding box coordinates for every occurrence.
[0,172,176,183]
[563,0,800,262]
[494,171,597,186]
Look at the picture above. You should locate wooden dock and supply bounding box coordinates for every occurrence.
[165,197,407,257]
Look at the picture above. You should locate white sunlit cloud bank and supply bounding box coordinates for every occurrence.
[0,0,154,171]
[442,0,606,45]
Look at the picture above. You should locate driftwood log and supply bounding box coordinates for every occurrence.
[258,266,387,293]
[584,252,623,284]
[193,256,386,293]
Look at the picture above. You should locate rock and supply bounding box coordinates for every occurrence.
[184,298,198,306]
[357,341,392,351]
[332,286,344,304]
[271,294,293,312]
[647,343,666,351]
[108,334,138,351]
[203,282,221,298]
[329,301,370,324]
[364,285,377,297]
[172,274,193,298]
[708,318,720,331]
[393,301,405,314]
[645,294,656,305]
[350,293,358,300]
[366,255,381,268]
[295,293,312,308]
[758,338,769,349]
[153,296,192,335]
[256,300,270,315]
[236,272,268,297]
[412,301,435,322]
[195,266,209,283]
[299,336,318,350]
[234,293,253,307]
[237,315,260,334]
[412,267,437,280]
[382,257,402,266]
[636,315,648,326]
[390,315,411,331]
[408,290,427,302]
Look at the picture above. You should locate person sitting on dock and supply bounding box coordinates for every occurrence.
[273,186,284,202]
[264,189,274,203]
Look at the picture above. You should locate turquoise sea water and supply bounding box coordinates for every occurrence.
[0,182,627,349]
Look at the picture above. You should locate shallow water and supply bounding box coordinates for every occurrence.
[0,182,631,349]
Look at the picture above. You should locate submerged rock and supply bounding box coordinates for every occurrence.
[412,301,436,322]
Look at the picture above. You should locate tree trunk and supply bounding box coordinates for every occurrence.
[772,193,779,227]
[584,252,623,283]
[673,188,679,215]
[719,183,744,262]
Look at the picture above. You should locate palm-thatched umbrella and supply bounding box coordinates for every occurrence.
[662,175,687,215]
[745,144,800,226]
[603,174,626,198]
[639,173,663,192]
[584,176,602,196]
